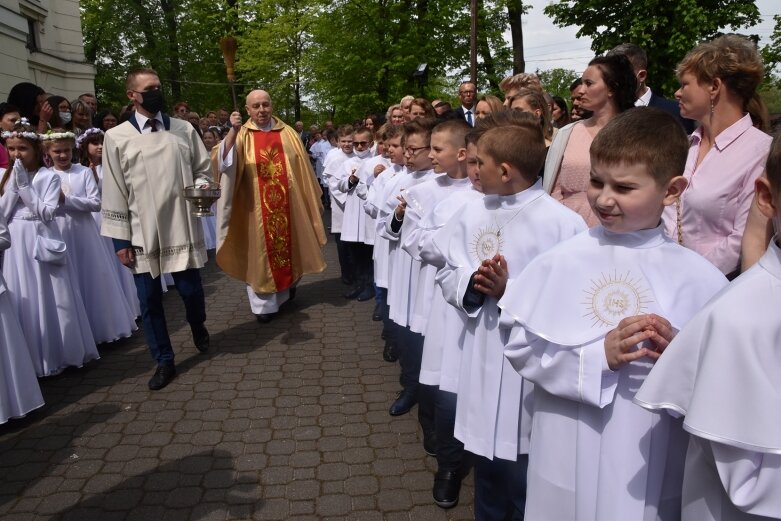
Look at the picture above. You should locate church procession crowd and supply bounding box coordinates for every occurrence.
[0,32,780,521]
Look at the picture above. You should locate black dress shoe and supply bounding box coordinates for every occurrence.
[343,286,363,299]
[432,470,462,509]
[255,312,277,323]
[148,364,176,390]
[389,389,417,416]
[192,325,209,353]
[372,303,382,321]
[356,286,375,301]
[382,341,398,363]
[340,276,354,286]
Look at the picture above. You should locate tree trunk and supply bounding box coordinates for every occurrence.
[160,0,182,101]
[507,0,525,74]
[477,3,500,92]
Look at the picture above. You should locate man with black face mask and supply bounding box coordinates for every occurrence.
[101,67,214,391]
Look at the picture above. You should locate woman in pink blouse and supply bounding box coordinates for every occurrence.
[542,54,637,227]
[662,34,771,277]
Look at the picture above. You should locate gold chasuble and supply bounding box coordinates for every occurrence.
[215,118,327,294]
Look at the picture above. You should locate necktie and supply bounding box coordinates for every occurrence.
[148,119,159,132]
[466,110,473,126]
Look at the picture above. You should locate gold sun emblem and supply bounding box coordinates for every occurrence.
[470,226,503,263]
[582,270,653,327]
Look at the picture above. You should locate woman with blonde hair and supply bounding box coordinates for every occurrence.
[662,34,772,277]
[474,95,503,120]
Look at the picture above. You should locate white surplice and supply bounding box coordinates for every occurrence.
[418,186,483,388]
[322,148,353,234]
[499,224,727,521]
[378,169,439,328]
[635,238,781,521]
[402,176,473,335]
[365,164,404,288]
[335,155,374,244]
[351,154,390,246]
[435,181,586,460]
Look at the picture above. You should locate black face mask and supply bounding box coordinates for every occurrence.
[139,89,165,114]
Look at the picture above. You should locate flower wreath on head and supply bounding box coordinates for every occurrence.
[76,127,105,149]
[40,129,77,142]
[0,117,41,140]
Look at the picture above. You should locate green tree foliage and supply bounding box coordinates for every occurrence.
[82,0,243,113]
[81,0,513,122]
[762,15,781,88]
[535,68,579,101]
[544,0,761,96]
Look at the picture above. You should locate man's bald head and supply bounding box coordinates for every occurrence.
[245,90,273,128]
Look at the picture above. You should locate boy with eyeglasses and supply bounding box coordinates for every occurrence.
[377,118,438,428]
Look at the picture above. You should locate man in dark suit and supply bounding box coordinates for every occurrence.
[608,43,695,133]
[453,81,477,127]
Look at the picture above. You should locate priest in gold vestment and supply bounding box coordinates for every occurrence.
[217,90,326,321]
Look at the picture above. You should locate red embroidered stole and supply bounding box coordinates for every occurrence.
[251,130,293,290]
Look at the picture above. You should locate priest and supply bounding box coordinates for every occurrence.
[217,90,327,321]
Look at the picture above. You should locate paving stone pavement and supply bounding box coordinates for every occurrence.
[0,238,475,520]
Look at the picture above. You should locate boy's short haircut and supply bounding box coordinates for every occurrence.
[465,128,482,147]
[590,107,688,186]
[384,124,405,140]
[476,108,538,131]
[478,116,546,182]
[432,119,470,146]
[354,127,374,139]
[375,123,390,142]
[336,124,354,138]
[323,128,337,143]
[766,134,781,194]
[403,118,437,143]
[126,67,159,91]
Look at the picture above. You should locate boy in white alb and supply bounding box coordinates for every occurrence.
[434,114,586,520]
[378,118,439,422]
[352,125,390,319]
[321,125,355,285]
[365,124,406,362]
[500,108,727,521]
[335,127,376,301]
[635,133,781,521]
[400,118,476,508]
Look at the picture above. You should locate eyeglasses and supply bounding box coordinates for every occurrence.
[405,146,430,155]
[354,141,371,147]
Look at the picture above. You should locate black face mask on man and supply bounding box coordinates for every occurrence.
[139,89,165,115]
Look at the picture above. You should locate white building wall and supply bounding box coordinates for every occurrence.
[0,0,96,101]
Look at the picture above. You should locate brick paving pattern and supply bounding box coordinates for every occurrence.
[0,239,475,520]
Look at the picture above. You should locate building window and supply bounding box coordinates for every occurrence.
[26,18,39,52]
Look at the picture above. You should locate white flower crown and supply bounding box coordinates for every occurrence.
[41,130,77,142]
[1,117,40,140]
[76,127,104,149]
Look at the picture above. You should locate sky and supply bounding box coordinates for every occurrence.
[516,0,780,75]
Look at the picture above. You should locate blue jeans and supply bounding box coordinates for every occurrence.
[134,269,206,366]
[473,453,528,521]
